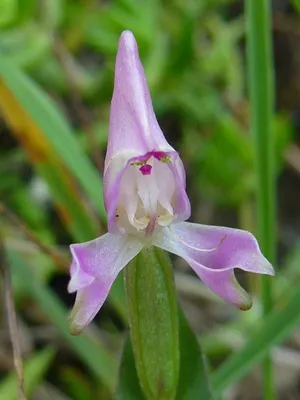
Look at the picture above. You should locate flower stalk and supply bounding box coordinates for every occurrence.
[124,247,179,400]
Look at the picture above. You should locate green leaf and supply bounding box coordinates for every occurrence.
[176,310,214,400]
[117,301,214,400]
[116,337,145,400]
[212,287,300,395]
[117,312,215,400]
[0,347,54,399]
[123,247,179,400]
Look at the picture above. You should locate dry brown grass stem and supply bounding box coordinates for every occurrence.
[0,236,26,400]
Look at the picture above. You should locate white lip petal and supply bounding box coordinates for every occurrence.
[115,155,177,235]
[104,149,191,237]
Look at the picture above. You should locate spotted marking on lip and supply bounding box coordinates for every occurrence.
[139,164,152,175]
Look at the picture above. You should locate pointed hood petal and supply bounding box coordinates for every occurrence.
[153,222,274,309]
[105,30,174,171]
[103,31,190,234]
[68,233,143,334]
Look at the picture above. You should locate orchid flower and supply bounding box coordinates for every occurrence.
[68,30,274,334]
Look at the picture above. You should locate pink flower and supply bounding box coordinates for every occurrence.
[68,30,274,334]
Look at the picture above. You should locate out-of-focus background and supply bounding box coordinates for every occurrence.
[1,0,300,399]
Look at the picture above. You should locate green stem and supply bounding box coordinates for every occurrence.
[246,1,276,399]
[123,247,179,400]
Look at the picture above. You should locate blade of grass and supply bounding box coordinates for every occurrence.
[116,336,145,400]
[0,57,105,219]
[246,1,276,398]
[40,163,98,241]
[212,286,300,395]
[0,65,98,241]
[0,237,26,400]
[0,347,55,400]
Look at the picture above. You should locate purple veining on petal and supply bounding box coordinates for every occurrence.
[153,222,273,308]
[168,222,274,274]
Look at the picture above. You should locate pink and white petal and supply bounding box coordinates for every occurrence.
[188,263,252,310]
[68,233,143,332]
[104,161,127,232]
[68,260,94,293]
[167,158,191,222]
[69,280,111,335]
[70,233,143,279]
[105,30,174,170]
[153,222,274,308]
[154,222,274,275]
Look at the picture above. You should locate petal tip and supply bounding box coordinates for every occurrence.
[265,262,275,276]
[119,30,137,54]
[233,276,253,311]
[238,299,253,311]
[68,320,84,336]
[67,281,74,294]
[258,257,275,276]
[68,308,85,336]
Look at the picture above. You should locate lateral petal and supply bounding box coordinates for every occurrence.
[153,222,274,308]
[68,233,143,333]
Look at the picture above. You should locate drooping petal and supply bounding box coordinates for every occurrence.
[69,280,109,335]
[190,268,253,310]
[68,233,143,334]
[153,222,274,308]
